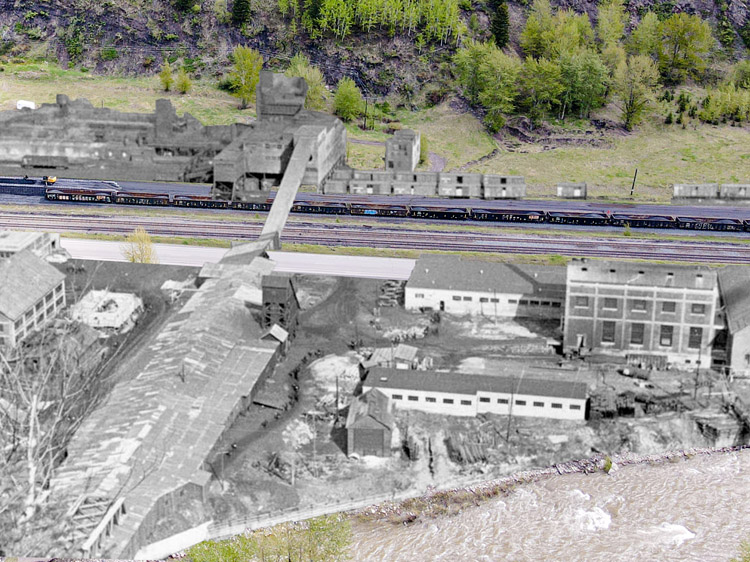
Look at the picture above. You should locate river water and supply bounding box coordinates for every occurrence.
[352,449,750,561]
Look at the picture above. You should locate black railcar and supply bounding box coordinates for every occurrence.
[676,216,744,231]
[409,205,470,220]
[173,195,229,209]
[114,191,170,206]
[546,211,611,226]
[230,199,274,211]
[45,188,114,203]
[470,208,546,222]
[610,213,676,228]
[291,201,349,214]
[350,203,410,217]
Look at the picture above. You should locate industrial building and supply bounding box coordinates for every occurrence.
[672,183,750,204]
[345,389,394,457]
[404,254,566,318]
[0,250,66,348]
[363,367,588,421]
[360,343,422,370]
[0,230,61,258]
[717,266,750,375]
[563,259,721,367]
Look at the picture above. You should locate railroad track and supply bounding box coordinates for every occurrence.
[3,211,750,264]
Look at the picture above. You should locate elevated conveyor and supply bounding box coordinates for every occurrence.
[259,139,314,250]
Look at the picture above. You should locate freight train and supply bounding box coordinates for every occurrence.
[42,186,749,231]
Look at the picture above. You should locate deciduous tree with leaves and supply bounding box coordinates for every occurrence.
[228,45,264,109]
[333,77,363,121]
[122,227,158,264]
[285,53,328,111]
[158,61,173,92]
[614,54,660,130]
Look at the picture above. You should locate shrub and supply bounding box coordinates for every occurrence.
[419,134,428,165]
[159,60,174,91]
[100,47,119,61]
[665,111,673,124]
[176,67,192,94]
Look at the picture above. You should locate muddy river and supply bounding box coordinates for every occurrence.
[352,449,750,561]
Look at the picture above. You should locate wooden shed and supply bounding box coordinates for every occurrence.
[345,389,394,457]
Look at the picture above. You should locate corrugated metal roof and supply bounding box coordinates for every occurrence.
[364,367,588,400]
[407,255,565,296]
[568,260,717,290]
[0,250,65,321]
[718,266,750,333]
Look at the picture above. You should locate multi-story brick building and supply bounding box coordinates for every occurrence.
[563,259,721,367]
[0,250,66,348]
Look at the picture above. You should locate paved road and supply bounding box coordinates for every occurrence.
[59,238,416,280]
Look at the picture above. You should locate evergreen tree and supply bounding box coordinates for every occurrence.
[175,0,193,11]
[232,0,252,25]
[491,1,510,49]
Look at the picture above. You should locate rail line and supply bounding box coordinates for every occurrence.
[3,211,750,263]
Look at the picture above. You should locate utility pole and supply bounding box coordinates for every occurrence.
[630,168,638,198]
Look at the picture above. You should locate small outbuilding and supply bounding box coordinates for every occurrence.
[71,290,143,334]
[556,182,587,199]
[345,389,394,457]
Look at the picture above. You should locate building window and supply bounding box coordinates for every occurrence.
[519,300,529,305]
[508,299,517,304]
[463,296,472,302]
[603,297,618,310]
[479,397,490,403]
[408,395,419,401]
[426,397,436,403]
[530,300,540,306]
[660,325,674,347]
[533,401,544,407]
[480,297,489,303]
[551,403,563,409]
[662,301,676,313]
[602,321,616,343]
[414,293,424,298]
[570,404,582,410]
[392,394,403,400]
[630,323,645,345]
[14,319,21,330]
[552,302,562,308]
[688,327,703,349]
[56,296,64,306]
[515,400,526,406]
[691,303,706,315]
[443,398,454,404]
[45,293,52,304]
[575,296,589,307]
[542,301,551,306]
[632,300,647,311]
[498,398,509,404]
[452,296,461,301]
[460,400,472,406]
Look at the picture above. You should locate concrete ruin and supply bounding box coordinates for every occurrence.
[322,168,526,199]
[672,183,750,205]
[210,72,347,201]
[385,129,420,172]
[556,182,587,199]
[70,290,144,334]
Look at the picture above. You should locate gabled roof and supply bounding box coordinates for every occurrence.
[261,324,289,343]
[346,388,394,430]
[361,344,419,369]
[407,255,565,296]
[364,367,588,400]
[718,266,750,333]
[0,250,65,321]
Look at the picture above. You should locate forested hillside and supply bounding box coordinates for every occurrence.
[1,0,749,132]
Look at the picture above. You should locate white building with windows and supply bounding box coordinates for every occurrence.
[404,255,566,319]
[0,230,61,259]
[363,367,588,421]
[0,250,66,348]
